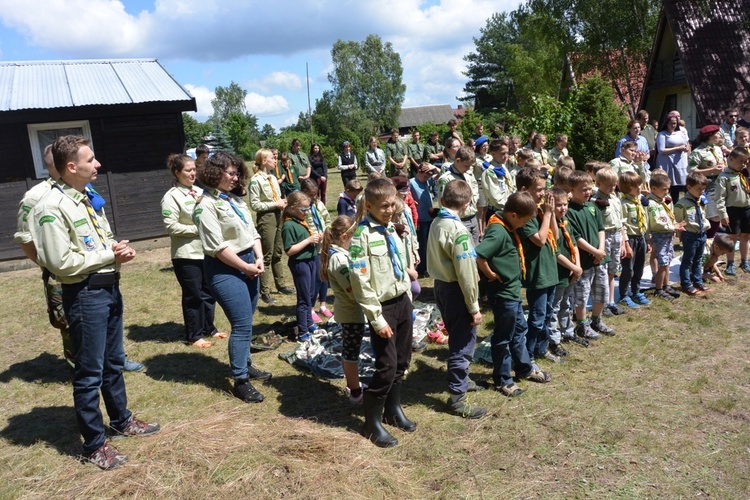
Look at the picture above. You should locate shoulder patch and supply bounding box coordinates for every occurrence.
[194,207,203,215]
[73,218,88,228]
[369,240,385,248]
[162,209,172,216]
[38,215,56,226]
[354,225,364,237]
[349,244,364,259]
[455,234,469,245]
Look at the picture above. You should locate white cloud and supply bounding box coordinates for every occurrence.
[245,93,290,116]
[183,84,215,120]
[246,71,303,92]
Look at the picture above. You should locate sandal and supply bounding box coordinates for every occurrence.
[212,331,228,339]
[427,330,449,344]
[498,383,525,397]
[190,338,212,348]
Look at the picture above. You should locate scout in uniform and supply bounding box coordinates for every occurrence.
[472,136,492,232]
[481,139,514,222]
[279,152,300,197]
[549,134,569,164]
[30,136,159,470]
[610,140,650,187]
[348,178,413,448]
[427,179,486,419]
[647,173,685,300]
[424,131,445,167]
[249,148,294,304]
[438,145,480,244]
[688,125,727,233]
[674,172,711,295]
[289,138,312,184]
[385,128,409,177]
[618,171,652,308]
[408,130,426,177]
[714,147,750,274]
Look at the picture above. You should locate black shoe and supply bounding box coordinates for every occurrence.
[411,340,427,353]
[664,285,681,298]
[233,379,264,403]
[562,334,589,347]
[247,363,272,382]
[260,293,277,304]
[277,286,295,295]
[447,393,487,419]
[590,319,616,336]
[361,393,397,448]
[382,383,417,432]
[550,342,568,357]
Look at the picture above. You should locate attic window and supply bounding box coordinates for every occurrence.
[27,120,92,179]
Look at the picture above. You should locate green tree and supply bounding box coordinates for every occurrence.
[260,124,276,140]
[182,113,213,149]
[210,82,247,129]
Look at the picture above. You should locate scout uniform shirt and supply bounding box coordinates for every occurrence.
[688,144,725,176]
[646,193,676,234]
[426,207,480,314]
[290,150,311,176]
[30,181,118,284]
[424,140,444,165]
[592,191,624,233]
[621,194,649,237]
[348,215,411,331]
[555,216,578,288]
[674,193,710,234]
[475,215,523,301]
[481,161,512,211]
[518,211,560,290]
[714,167,750,220]
[532,147,554,168]
[326,244,366,324]
[280,162,300,194]
[566,200,610,270]
[161,182,204,260]
[282,216,317,264]
[472,154,493,208]
[437,167,479,218]
[248,171,282,214]
[193,187,260,256]
[610,157,650,185]
[550,146,568,164]
[14,177,55,246]
[385,140,408,175]
[408,141,425,167]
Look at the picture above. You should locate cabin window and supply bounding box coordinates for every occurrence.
[27,120,92,179]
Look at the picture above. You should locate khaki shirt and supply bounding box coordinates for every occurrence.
[408,142,425,165]
[15,178,55,245]
[550,146,568,164]
[507,165,522,193]
[424,141,444,164]
[437,167,478,218]
[327,244,365,324]
[481,162,513,210]
[161,183,204,260]
[646,193,676,234]
[621,194,649,236]
[30,181,118,284]
[674,193,710,234]
[194,187,260,257]
[385,140,408,163]
[715,168,750,220]
[688,144,725,174]
[532,147,554,167]
[426,208,480,314]
[348,216,411,331]
[248,171,282,213]
[592,191,623,232]
[290,151,311,173]
[610,157,650,185]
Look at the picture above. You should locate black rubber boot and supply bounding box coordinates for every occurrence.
[361,393,398,448]
[382,383,417,432]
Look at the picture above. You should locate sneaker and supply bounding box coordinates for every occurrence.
[466,379,485,392]
[694,283,712,293]
[562,334,589,347]
[542,351,562,363]
[261,293,277,304]
[654,289,675,301]
[344,384,365,405]
[111,416,160,439]
[741,260,750,273]
[311,311,322,323]
[619,296,640,309]
[233,379,264,403]
[297,332,311,342]
[664,285,681,298]
[524,369,551,383]
[84,442,128,470]
[549,342,568,357]
[606,302,627,315]
[412,340,427,353]
[319,306,333,318]
[447,393,487,419]
[123,359,144,372]
[590,318,616,336]
[575,321,601,340]
[247,363,272,382]
[633,292,651,306]
[277,286,295,295]
[725,262,736,276]
[602,305,614,317]
[427,330,449,344]
[497,383,525,397]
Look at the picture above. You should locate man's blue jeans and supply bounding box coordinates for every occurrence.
[526,286,555,359]
[489,297,533,387]
[680,232,706,289]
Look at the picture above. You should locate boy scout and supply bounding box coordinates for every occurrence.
[438,145,480,244]
[610,141,650,186]
[289,138,311,180]
[385,128,409,177]
[481,139,514,220]
[715,146,750,274]
[30,136,159,470]
[674,172,711,295]
[348,178,413,448]
[408,129,425,176]
[427,179,486,419]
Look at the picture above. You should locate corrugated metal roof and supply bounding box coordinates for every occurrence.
[0,59,194,111]
[398,104,456,128]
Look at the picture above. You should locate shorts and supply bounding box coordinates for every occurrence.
[341,323,365,363]
[573,264,607,307]
[604,231,622,274]
[650,233,675,266]
[727,205,750,234]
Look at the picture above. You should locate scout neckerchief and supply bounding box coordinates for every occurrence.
[558,219,576,264]
[54,181,107,249]
[285,215,315,236]
[625,194,647,235]
[685,193,705,236]
[274,161,281,179]
[656,196,675,223]
[86,185,106,211]
[363,219,404,279]
[310,203,324,232]
[537,206,558,253]
[437,208,459,220]
[218,192,248,225]
[176,181,198,199]
[265,172,280,201]
[492,163,507,178]
[729,164,750,195]
[710,145,725,167]
[486,213,526,279]
[284,163,295,185]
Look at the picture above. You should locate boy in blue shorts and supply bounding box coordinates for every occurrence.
[647,173,686,301]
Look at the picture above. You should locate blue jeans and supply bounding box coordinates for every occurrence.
[62,279,131,455]
[204,251,259,381]
[680,232,706,289]
[526,286,555,359]
[312,255,329,303]
[289,258,317,334]
[435,280,477,395]
[489,297,533,387]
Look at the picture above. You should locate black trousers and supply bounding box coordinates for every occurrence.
[172,258,217,342]
[367,293,413,398]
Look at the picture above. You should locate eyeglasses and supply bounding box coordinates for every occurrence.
[296,206,312,212]
[225,170,239,178]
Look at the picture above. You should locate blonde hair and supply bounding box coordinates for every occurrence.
[283,191,310,218]
[254,148,272,173]
[595,167,619,185]
[319,215,354,282]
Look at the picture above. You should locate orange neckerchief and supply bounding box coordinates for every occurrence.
[487,213,526,279]
[558,219,576,264]
[537,206,558,253]
[285,216,314,236]
[265,172,279,201]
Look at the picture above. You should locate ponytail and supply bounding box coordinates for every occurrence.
[319,215,354,282]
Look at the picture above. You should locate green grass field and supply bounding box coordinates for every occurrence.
[1,172,749,498]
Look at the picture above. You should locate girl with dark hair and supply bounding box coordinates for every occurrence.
[309,143,328,204]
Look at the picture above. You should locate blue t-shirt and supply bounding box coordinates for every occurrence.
[409,177,436,222]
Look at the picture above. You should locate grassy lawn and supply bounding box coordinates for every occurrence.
[1,172,749,497]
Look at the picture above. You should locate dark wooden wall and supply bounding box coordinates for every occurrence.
[0,109,187,261]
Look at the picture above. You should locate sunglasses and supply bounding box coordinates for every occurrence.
[296,206,312,213]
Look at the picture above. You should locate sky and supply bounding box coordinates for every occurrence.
[0,0,523,132]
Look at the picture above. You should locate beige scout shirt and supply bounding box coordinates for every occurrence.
[327,244,365,324]
[426,208,480,314]
[437,168,479,218]
[714,168,750,220]
[674,193,710,234]
[15,178,55,245]
[348,216,411,331]
[620,194,649,236]
[30,182,118,284]
[610,157,650,185]
[248,171,282,213]
[688,144,725,175]
[592,191,623,232]
[472,154,493,208]
[194,187,260,257]
[481,161,513,210]
[646,193,676,234]
[161,183,204,260]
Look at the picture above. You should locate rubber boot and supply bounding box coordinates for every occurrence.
[382,383,417,432]
[447,392,487,419]
[361,393,397,448]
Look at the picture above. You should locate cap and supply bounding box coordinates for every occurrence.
[474,136,488,147]
[699,124,720,135]
[342,141,350,147]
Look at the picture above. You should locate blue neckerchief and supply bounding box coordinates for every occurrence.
[310,204,323,232]
[481,160,492,171]
[403,210,416,234]
[218,192,248,225]
[492,165,507,178]
[449,165,465,180]
[437,208,460,221]
[86,184,106,211]
[366,220,403,279]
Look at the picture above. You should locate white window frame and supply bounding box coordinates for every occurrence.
[27,120,92,179]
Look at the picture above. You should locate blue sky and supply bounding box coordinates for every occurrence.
[0,0,523,131]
